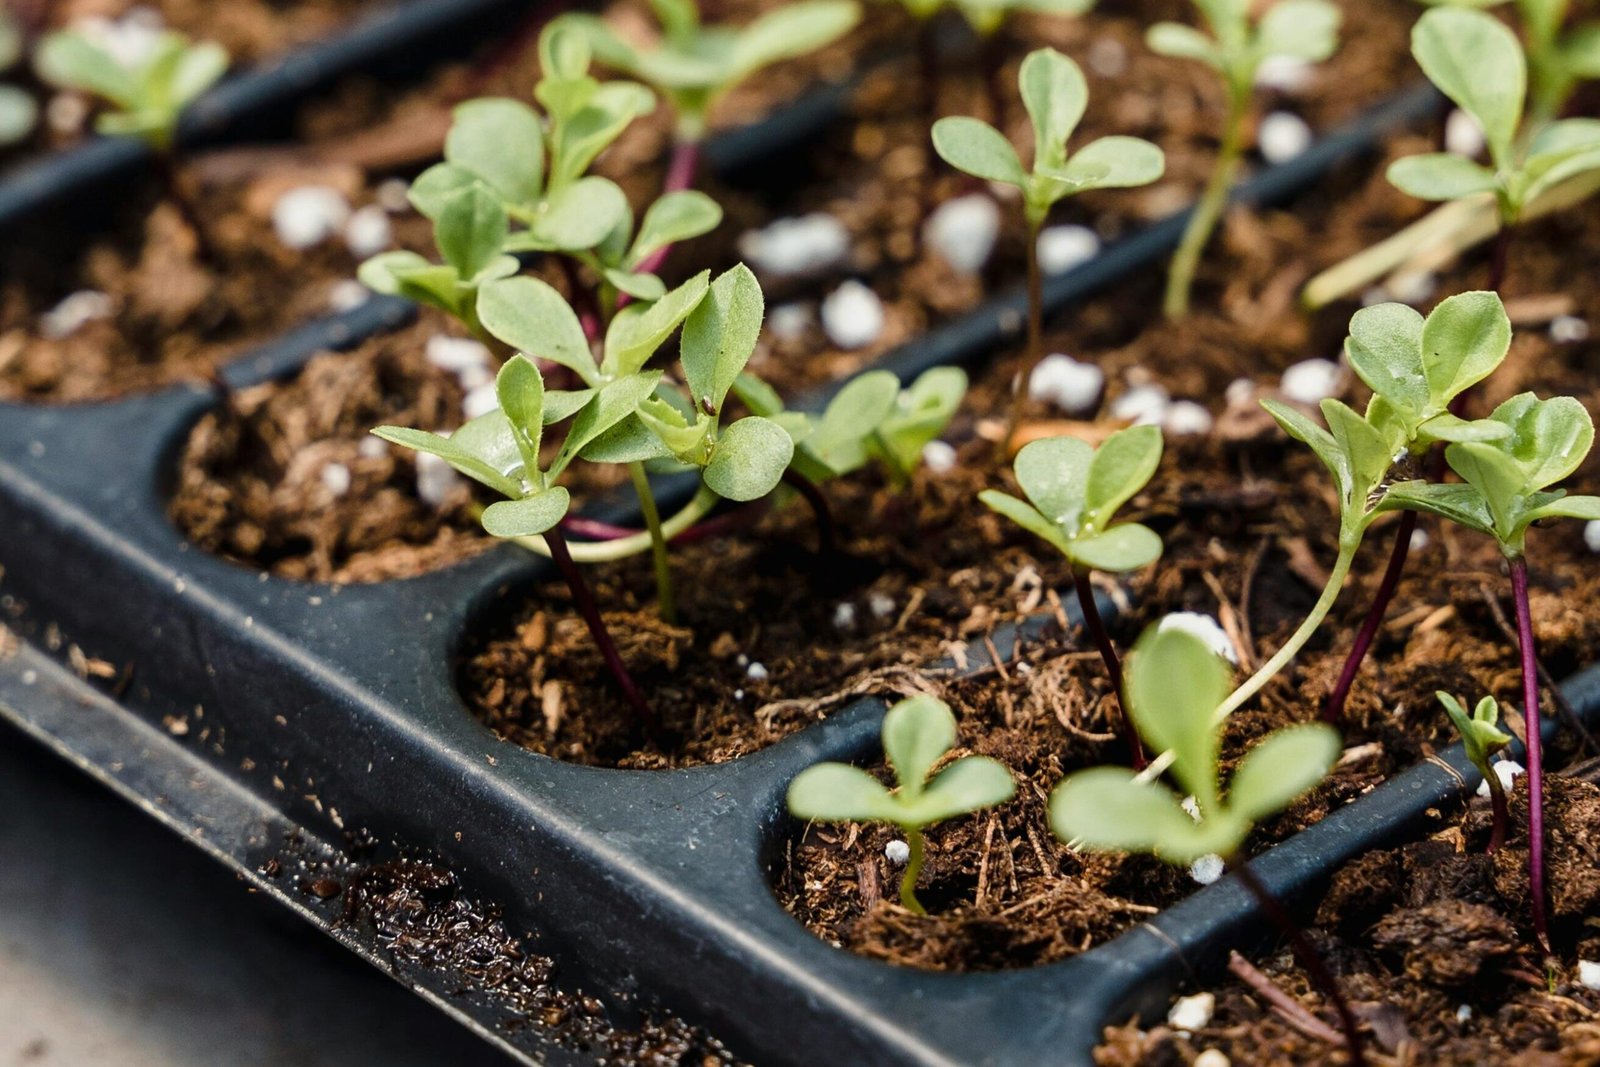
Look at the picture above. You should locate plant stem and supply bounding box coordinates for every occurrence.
[1072,570,1146,770]
[614,137,703,311]
[629,461,676,624]
[901,828,927,914]
[544,525,661,739]
[562,499,771,545]
[1215,541,1357,724]
[1231,860,1367,1066]
[1484,759,1510,855]
[781,468,836,554]
[504,486,719,564]
[1323,511,1416,724]
[1002,218,1045,456]
[1510,558,1553,958]
[1164,88,1248,320]
[1487,222,1515,293]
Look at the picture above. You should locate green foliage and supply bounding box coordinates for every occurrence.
[736,366,968,486]
[1436,691,1513,778]
[0,10,36,147]
[979,427,1164,573]
[1050,627,1340,863]
[37,26,227,150]
[556,0,861,137]
[1261,393,1406,546]
[1389,8,1600,223]
[1383,391,1600,556]
[894,0,1092,37]
[1421,0,1600,122]
[931,48,1164,226]
[1146,0,1341,100]
[787,695,1015,912]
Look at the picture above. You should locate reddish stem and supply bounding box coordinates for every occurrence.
[562,258,604,342]
[781,468,836,555]
[1071,571,1145,770]
[559,499,770,545]
[1485,765,1510,855]
[545,526,661,739]
[616,138,702,310]
[1488,224,1514,294]
[1322,510,1417,724]
[1510,558,1552,957]
[1232,861,1367,1066]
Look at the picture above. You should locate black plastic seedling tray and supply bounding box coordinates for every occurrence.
[0,8,1537,1061]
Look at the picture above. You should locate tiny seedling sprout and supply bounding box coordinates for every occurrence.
[1387,7,1600,290]
[979,427,1164,766]
[787,695,1015,914]
[1050,627,1362,1062]
[1148,0,1341,318]
[1422,0,1600,129]
[931,47,1163,440]
[1437,692,1514,853]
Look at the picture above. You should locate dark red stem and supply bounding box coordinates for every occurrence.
[1072,571,1145,770]
[1232,860,1367,1066]
[562,258,603,342]
[615,139,702,310]
[545,526,661,739]
[1323,510,1417,724]
[1485,766,1509,855]
[560,499,770,545]
[1510,558,1552,957]
[781,468,836,555]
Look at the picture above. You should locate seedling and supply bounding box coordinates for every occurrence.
[1050,627,1362,1062]
[1384,391,1600,955]
[1147,0,1340,318]
[787,695,1015,914]
[979,427,1164,766]
[1387,7,1600,290]
[1423,0,1600,129]
[557,0,861,188]
[1437,692,1514,853]
[0,9,37,148]
[1322,292,1513,724]
[37,25,227,255]
[931,47,1163,440]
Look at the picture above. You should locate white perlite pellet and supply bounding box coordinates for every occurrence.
[375,178,413,213]
[1477,759,1524,798]
[461,382,500,420]
[885,839,911,865]
[832,602,857,630]
[1410,528,1431,553]
[737,213,850,276]
[1584,520,1600,553]
[1087,37,1127,77]
[415,451,461,507]
[1255,55,1315,93]
[1579,960,1600,990]
[344,204,393,257]
[45,93,89,135]
[1388,270,1438,306]
[1037,224,1102,275]
[272,186,351,250]
[1029,353,1104,415]
[1109,383,1171,426]
[924,193,1000,274]
[39,289,113,339]
[1189,853,1225,886]
[869,593,896,620]
[1158,613,1239,664]
[1163,400,1214,437]
[1551,315,1590,344]
[767,302,813,342]
[1445,109,1487,159]
[922,440,958,474]
[1167,992,1215,1033]
[320,463,352,497]
[1258,111,1313,165]
[1455,1004,1473,1023]
[1280,358,1342,405]
[820,280,885,349]
[358,437,388,459]
[1194,1050,1232,1067]
[328,279,370,313]
[745,662,769,682]
[425,335,492,374]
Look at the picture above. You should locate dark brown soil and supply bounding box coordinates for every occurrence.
[1096,774,1600,1067]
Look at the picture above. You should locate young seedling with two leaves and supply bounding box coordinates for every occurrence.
[557,0,861,192]
[1049,627,1365,1062]
[1437,691,1515,853]
[1423,0,1600,129]
[979,427,1163,767]
[1146,0,1341,318]
[1386,7,1600,291]
[37,25,228,256]
[1384,390,1600,956]
[787,695,1015,914]
[1321,292,1514,724]
[931,47,1163,441]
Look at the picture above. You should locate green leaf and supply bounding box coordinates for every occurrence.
[1226,724,1340,824]
[1447,440,1529,539]
[37,32,137,108]
[1256,0,1340,63]
[450,410,527,484]
[1124,627,1233,808]
[873,366,967,477]
[1522,494,1600,524]
[727,0,861,83]
[1013,436,1092,535]
[602,271,712,377]
[1437,692,1510,769]
[542,388,596,425]
[1145,22,1220,67]
[495,355,546,475]
[931,116,1027,187]
[1387,153,1499,201]
[579,414,676,464]
[635,395,712,459]
[477,276,599,385]
[1019,47,1086,174]
[978,490,1073,556]
[548,82,657,190]
[1262,397,1348,496]
[1321,398,1398,503]
[881,695,957,799]
[1084,424,1163,531]
[481,486,571,537]
[371,425,520,498]
[522,177,630,253]
[807,371,900,475]
[605,268,667,302]
[552,372,664,477]
[1345,302,1428,420]
[1416,412,1511,444]
[1491,392,1595,489]
[900,757,1015,826]
[703,416,794,500]
[1376,479,1495,535]
[168,39,228,105]
[1562,23,1600,78]
[407,162,478,222]
[446,98,544,211]
[629,190,723,267]
[787,763,900,822]
[680,264,764,412]
[1049,768,1209,860]
[1412,7,1526,166]
[436,185,509,281]
[1420,290,1511,408]
[1069,523,1163,573]
[1054,136,1165,192]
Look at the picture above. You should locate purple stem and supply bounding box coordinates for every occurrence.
[1323,510,1417,724]
[1510,558,1553,957]
[559,499,771,545]
[616,138,702,310]
[545,526,661,739]
[781,468,836,555]
[1071,571,1145,770]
